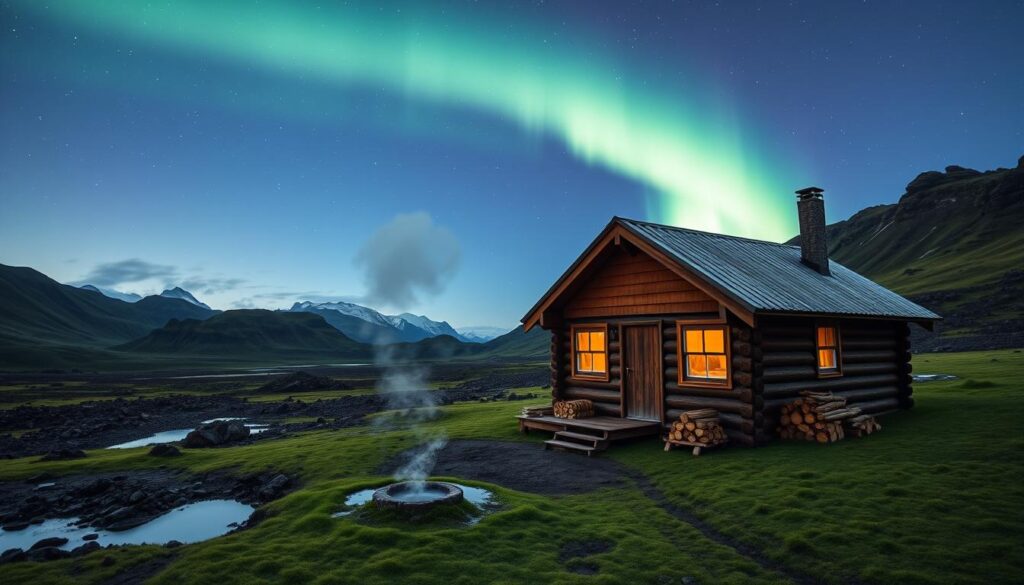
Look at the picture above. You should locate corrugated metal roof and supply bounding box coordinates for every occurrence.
[618,218,940,321]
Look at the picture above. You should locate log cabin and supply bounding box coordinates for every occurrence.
[518,187,941,454]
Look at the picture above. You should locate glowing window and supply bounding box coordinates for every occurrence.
[816,325,841,376]
[573,326,608,378]
[680,325,729,385]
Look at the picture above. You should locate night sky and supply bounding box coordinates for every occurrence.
[1,1,1021,330]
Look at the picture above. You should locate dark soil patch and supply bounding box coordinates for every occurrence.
[381,439,626,495]
[558,539,616,562]
[100,552,178,585]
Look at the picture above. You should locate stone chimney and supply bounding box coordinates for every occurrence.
[795,186,830,275]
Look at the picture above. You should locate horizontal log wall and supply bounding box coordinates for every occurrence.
[755,317,912,436]
[664,318,756,446]
[554,326,624,416]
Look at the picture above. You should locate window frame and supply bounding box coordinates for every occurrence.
[570,323,610,382]
[676,321,732,388]
[814,321,843,378]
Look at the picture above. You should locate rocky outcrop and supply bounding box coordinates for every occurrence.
[254,371,351,394]
[182,420,249,448]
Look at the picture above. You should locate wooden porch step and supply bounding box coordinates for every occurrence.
[544,439,598,456]
[555,430,607,443]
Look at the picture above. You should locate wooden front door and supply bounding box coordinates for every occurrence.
[623,324,662,421]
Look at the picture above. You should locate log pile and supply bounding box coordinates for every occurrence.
[521,405,553,418]
[553,399,595,419]
[777,391,862,443]
[845,414,882,437]
[667,409,727,446]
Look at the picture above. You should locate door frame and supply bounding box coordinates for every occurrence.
[618,321,664,422]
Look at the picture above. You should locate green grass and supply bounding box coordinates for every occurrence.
[1,351,1022,584]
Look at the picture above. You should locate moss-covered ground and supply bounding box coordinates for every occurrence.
[1,349,1021,584]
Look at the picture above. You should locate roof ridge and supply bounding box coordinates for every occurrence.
[615,216,798,248]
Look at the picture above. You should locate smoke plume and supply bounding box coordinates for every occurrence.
[354,212,460,310]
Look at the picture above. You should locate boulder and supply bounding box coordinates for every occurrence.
[29,537,68,550]
[26,546,67,561]
[0,548,26,564]
[182,421,250,448]
[71,541,101,556]
[258,473,291,500]
[148,444,182,457]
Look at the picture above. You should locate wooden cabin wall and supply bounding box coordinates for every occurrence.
[755,317,913,439]
[555,324,623,417]
[562,250,718,319]
[663,317,756,446]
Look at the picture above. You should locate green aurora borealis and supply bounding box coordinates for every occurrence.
[27,0,802,240]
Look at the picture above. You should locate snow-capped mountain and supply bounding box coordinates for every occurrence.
[390,313,464,339]
[159,287,212,310]
[455,325,510,343]
[79,284,142,303]
[288,301,475,345]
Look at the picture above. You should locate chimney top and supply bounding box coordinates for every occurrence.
[795,186,824,200]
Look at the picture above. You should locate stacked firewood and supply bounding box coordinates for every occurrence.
[845,414,882,437]
[778,391,862,443]
[521,405,553,418]
[667,409,727,446]
[553,399,595,419]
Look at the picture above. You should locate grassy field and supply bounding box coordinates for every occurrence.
[1,350,1021,584]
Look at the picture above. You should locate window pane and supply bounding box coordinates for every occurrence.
[577,331,590,351]
[685,329,704,353]
[590,331,605,352]
[818,349,836,369]
[686,354,708,378]
[817,326,835,347]
[704,329,725,353]
[579,352,593,372]
[592,352,607,373]
[707,354,728,379]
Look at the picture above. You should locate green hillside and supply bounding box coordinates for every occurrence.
[117,310,369,359]
[0,263,216,368]
[790,157,1024,350]
[479,325,549,359]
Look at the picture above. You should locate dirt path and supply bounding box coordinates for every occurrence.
[624,471,833,585]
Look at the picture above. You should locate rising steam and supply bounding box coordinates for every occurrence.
[354,212,460,310]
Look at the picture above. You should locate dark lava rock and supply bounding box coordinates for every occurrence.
[72,541,101,556]
[2,521,30,531]
[82,533,99,541]
[182,420,249,448]
[149,444,182,457]
[30,536,68,550]
[165,540,183,549]
[255,371,350,394]
[1,548,26,564]
[258,474,291,500]
[40,448,87,461]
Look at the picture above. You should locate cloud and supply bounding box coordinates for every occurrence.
[355,212,460,310]
[74,258,178,287]
[180,276,247,295]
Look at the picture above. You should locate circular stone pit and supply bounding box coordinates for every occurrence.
[372,481,463,511]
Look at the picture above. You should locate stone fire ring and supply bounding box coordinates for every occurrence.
[372,481,464,510]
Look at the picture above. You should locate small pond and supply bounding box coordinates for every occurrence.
[912,373,959,382]
[0,499,254,551]
[106,418,270,449]
[332,482,494,518]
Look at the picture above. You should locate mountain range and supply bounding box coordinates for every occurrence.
[287,301,476,344]
[1,156,1017,369]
